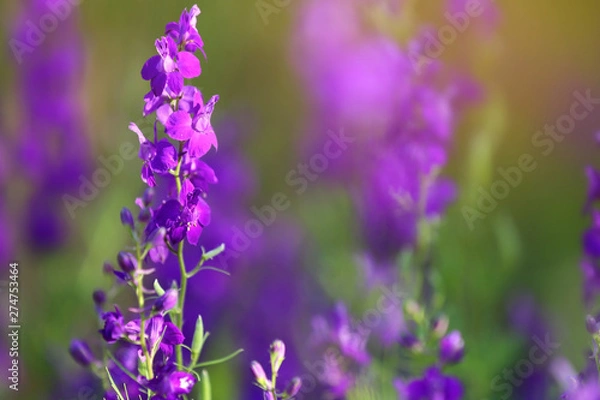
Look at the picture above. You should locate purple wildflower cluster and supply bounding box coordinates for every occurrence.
[12,0,90,250]
[69,6,250,399]
[552,162,600,397]
[293,0,491,397]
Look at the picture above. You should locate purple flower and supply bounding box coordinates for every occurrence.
[99,306,125,344]
[120,207,135,228]
[146,187,211,246]
[583,211,600,258]
[148,366,196,399]
[396,367,464,400]
[163,95,219,158]
[439,330,465,364]
[129,122,178,188]
[69,340,96,367]
[141,36,201,95]
[585,167,600,212]
[165,5,205,54]
[117,251,137,273]
[154,289,179,313]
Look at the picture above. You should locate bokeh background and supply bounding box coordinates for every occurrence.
[1,0,600,399]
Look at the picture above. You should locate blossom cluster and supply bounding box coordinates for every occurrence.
[293,0,487,397]
[69,6,235,399]
[251,340,302,400]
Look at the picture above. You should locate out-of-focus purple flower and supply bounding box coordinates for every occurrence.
[117,252,137,273]
[93,290,106,306]
[583,212,600,258]
[446,0,500,36]
[395,367,464,400]
[584,167,600,212]
[439,330,465,364]
[356,148,456,261]
[309,303,370,396]
[120,207,135,229]
[13,0,90,250]
[69,340,96,367]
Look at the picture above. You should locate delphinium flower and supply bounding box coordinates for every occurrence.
[251,340,302,399]
[308,303,372,397]
[554,160,600,399]
[293,0,495,397]
[12,0,90,249]
[69,6,248,399]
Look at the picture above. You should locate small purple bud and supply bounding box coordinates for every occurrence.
[399,332,422,352]
[117,252,137,273]
[138,207,151,223]
[284,377,302,397]
[120,207,135,228]
[142,188,154,206]
[93,290,106,306]
[586,315,598,334]
[270,339,286,374]
[69,340,95,367]
[439,330,465,364]
[251,361,271,390]
[103,262,114,275]
[154,289,178,313]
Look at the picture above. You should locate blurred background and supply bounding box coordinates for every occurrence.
[1,0,600,399]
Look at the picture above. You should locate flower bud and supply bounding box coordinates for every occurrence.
[270,339,286,374]
[120,207,134,229]
[117,252,137,273]
[431,315,449,338]
[251,361,271,390]
[439,330,465,364]
[154,289,178,313]
[142,188,154,206]
[399,333,423,353]
[586,315,598,334]
[69,340,96,367]
[284,377,302,397]
[103,262,114,275]
[138,207,151,222]
[92,290,106,306]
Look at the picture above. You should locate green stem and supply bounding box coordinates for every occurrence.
[176,239,187,368]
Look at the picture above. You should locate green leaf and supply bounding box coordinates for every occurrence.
[201,370,212,400]
[193,348,244,368]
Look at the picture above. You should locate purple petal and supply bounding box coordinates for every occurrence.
[156,104,174,126]
[177,52,201,79]
[150,140,178,173]
[167,71,184,95]
[141,55,161,80]
[151,73,167,96]
[165,111,194,141]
